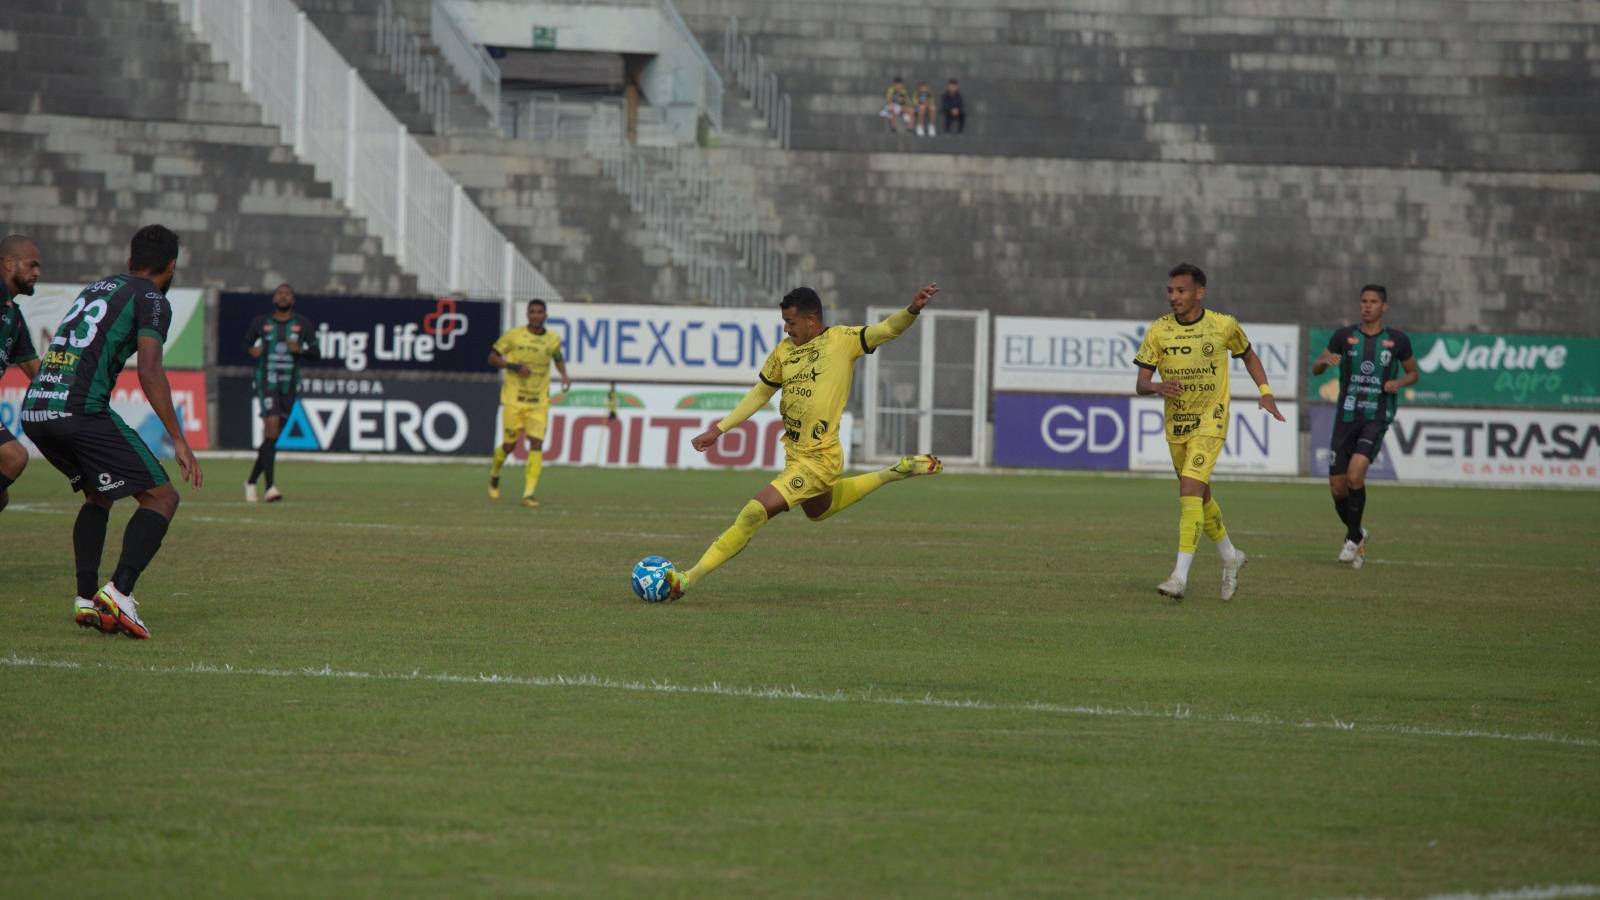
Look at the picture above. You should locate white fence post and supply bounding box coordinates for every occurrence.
[344,68,358,202]
[240,0,252,92]
[502,240,514,304]
[394,127,408,266]
[448,184,464,293]
[292,11,307,156]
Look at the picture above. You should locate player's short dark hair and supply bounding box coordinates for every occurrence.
[780,287,823,318]
[527,298,547,311]
[1167,262,1206,287]
[129,225,179,272]
[1360,283,1388,302]
[0,233,36,259]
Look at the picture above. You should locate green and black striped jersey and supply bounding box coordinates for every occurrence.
[23,275,171,417]
[0,282,39,376]
[1327,324,1414,424]
[246,312,319,396]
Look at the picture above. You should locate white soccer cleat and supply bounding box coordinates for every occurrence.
[1157,575,1186,601]
[1220,550,1247,601]
[94,583,149,640]
[244,482,258,503]
[264,486,284,503]
[1337,527,1367,563]
[1351,531,1369,570]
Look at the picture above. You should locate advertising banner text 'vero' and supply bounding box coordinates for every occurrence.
[1309,329,1600,410]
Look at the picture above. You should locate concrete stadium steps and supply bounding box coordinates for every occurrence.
[424,136,767,305]
[687,145,1600,336]
[292,0,497,135]
[0,113,417,295]
[675,0,1600,169]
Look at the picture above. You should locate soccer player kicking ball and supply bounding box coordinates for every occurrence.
[1134,263,1283,602]
[487,299,569,507]
[1309,284,1417,569]
[664,284,945,600]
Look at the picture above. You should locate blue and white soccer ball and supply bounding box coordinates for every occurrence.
[631,555,676,603]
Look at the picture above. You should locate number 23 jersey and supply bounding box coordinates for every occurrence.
[24,275,171,416]
[1133,310,1250,442]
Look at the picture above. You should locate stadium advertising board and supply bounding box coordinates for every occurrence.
[1307,405,1599,487]
[542,304,787,385]
[15,283,205,368]
[1,368,209,457]
[217,374,496,455]
[993,392,1297,474]
[217,293,499,374]
[993,317,1300,397]
[525,383,852,470]
[1309,329,1600,410]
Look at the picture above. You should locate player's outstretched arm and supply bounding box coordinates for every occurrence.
[863,282,939,350]
[136,335,202,488]
[692,381,778,452]
[1310,349,1340,376]
[1240,348,1286,422]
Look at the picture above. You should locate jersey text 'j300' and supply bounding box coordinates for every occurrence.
[759,325,873,458]
[1133,309,1251,442]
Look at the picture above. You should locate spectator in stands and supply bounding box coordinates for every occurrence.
[940,79,965,134]
[881,77,911,133]
[913,81,936,136]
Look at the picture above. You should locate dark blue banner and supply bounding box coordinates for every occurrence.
[993,394,1132,470]
[218,292,502,374]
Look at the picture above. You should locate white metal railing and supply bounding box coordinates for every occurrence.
[724,18,791,149]
[431,0,501,130]
[508,94,625,144]
[659,0,722,133]
[591,135,795,308]
[377,0,450,133]
[171,0,558,303]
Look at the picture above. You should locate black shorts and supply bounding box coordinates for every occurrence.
[21,411,169,499]
[1329,418,1389,475]
[258,390,297,419]
[0,420,16,447]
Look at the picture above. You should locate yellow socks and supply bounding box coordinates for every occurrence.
[491,445,508,478]
[523,450,543,498]
[811,470,893,522]
[1174,495,1204,580]
[1203,497,1239,559]
[684,499,768,587]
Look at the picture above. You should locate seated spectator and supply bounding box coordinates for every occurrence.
[940,79,965,134]
[881,76,911,133]
[913,81,936,136]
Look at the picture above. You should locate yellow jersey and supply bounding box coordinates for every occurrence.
[1133,310,1251,442]
[493,327,563,407]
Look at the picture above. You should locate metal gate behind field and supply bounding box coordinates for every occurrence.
[861,308,989,465]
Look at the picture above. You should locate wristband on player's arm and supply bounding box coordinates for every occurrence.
[1258,383,1274,397]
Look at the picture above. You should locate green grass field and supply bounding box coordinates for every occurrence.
[3,459,1597,898]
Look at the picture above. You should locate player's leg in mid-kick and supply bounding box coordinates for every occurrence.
[667,484,789,600]
[799,454,942,522]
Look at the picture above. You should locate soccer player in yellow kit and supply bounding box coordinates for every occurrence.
[1133,263,1284,601]
[664,284,945,600]
[487,298,570,507]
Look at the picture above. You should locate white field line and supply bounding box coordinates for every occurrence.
[1413,886,1600,900]
[3,653,1595,751]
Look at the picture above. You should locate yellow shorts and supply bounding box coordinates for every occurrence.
[1168,436,1225,484]
[769,449,842,508]
[502,403,548,443]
